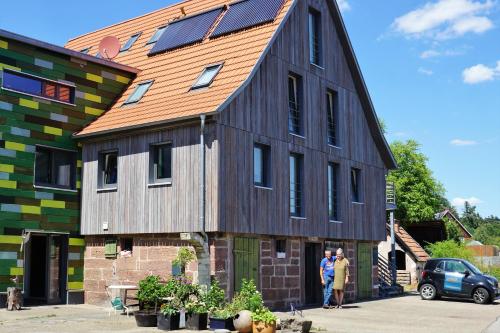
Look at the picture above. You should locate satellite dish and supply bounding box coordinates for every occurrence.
[98,36,120,60]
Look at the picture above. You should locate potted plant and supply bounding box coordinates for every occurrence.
[172,247,196,275]
[251,308,278,333]
[209,307,236,331]
[206,280,235,331]
[157,299,181,331]
[134,275,164,327]
[230,279,263,333]
[185,294,209,330]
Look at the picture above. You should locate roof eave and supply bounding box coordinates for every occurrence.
[0,29,140,74]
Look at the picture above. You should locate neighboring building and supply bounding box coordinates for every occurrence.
[0,29,137,305]
[378,222,430,286]
[406,209,473,246]
[65,0,396,308]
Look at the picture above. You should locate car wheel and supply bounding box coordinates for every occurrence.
[420,284,437,300]
[472,287,490,304]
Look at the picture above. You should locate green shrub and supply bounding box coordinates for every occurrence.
[251,307,277,325]
[173,247,196,269]
[205,279,226,313]
[426,240,475,262]
[137,275,164,310]
[228,279,263,315]
[482,266,500,280]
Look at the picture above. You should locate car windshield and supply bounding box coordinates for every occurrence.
[463,260,482,274]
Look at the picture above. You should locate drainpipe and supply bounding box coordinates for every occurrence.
[198,115,210,288]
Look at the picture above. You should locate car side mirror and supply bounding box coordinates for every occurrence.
[464,270,471,276]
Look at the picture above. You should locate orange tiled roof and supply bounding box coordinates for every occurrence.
[66,0,294,136]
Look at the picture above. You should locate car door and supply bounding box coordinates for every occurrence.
[443,260,467,296]
[432,261,446,294]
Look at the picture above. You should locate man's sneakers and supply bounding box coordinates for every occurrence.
[322,304,329,309]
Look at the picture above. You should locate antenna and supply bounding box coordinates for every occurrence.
[98,36,120,60]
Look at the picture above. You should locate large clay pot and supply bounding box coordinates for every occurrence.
[134,310,158,327]
[252,321,276,333]
[233,310,253,333]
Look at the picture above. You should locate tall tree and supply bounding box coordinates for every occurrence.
[460,202,483,232]
[387,140,446,223]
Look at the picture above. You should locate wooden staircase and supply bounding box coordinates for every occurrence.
[378,255,404,297]
[396,270,411,285]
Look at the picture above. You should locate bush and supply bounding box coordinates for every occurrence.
[137,275,164,310]
[205,279,226,313]
[251,307,277,325]
[228,279,263,314]
[426,240,475,262]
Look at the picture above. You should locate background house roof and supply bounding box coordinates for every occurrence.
[66,0,294,137]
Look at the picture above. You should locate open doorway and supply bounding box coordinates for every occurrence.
[304,243,322,305]
[24,233,68,305]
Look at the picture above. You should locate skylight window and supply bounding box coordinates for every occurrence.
[192,64,223,89]
[147,26,167,45]
[120,33,142,52]
[123,81,153,105]
[80,47,91,54]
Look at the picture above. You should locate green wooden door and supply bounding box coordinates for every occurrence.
[357,243,373,299]
[233,237,260,292]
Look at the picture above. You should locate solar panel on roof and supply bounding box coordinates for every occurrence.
[211,0,285,38]
[149,8,223,55]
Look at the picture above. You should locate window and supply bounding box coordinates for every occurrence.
[290,153,303,217]
[34,146,76,190]
[120,33,142,52]
[328,163,339,221]
[1,69,75,104]
[288,74,302,135]
[309,9,322,66]
[253,143,271,187]
[149,143,172,184]
[192,64,223,89]
[351,168,362,203]
[276,239,286,258]
[147,26,167,45]
[120,238,133,253]
[123,81,153,105]
[80,47,91,54]
[99,151,118,189]
[445,261,467,274]
[327,91,337,146]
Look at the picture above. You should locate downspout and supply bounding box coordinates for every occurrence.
[198,114,210,288]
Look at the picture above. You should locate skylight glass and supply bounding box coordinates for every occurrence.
[123,81,153,105]
[192,64,223,89]
[120,33,142,52]
[147,26,167,45]
[80,47,91,54]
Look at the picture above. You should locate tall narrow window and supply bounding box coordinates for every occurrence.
[328,163,339,221]
[123,81,153,105]
[351,168,362,203]
[290,153,303,217]
[120,33,142,52]
[288,75,302,135]
[309,9,322,66]
[147,26,167,45]
[99,151,118,189]
[35,146,76,190]
[149,143,172,184]
[253,143,271,187]
[327,91,337,146]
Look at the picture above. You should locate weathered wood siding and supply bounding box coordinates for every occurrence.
[216,0,387,241]
[80,124,218,235]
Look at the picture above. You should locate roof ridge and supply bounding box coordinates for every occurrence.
[66,0,195,44]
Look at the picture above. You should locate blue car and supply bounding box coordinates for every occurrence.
[418,258,499,304]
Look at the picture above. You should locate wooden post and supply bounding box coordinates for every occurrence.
[6,287,22,311]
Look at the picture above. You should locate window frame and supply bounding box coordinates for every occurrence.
[123,80,154,105]
[149,142,173,186]
[308,8,323,67]
[191,63,223,90]
[253,143,271,188]
[327,90,338,147]
[120,32,142,52]
[351,167,363,203]
[33,145,77,192]
[146,26,167,45]
[288,74,303,135]
[328,162,340,222]
[98,150,118,190]
[275,239,287,259]
[289,153,304,218]
[1,69,76,106]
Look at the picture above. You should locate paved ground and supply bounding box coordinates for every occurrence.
[0,294,497,333]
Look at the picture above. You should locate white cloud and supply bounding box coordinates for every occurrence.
[452,197,483,208]
[418,67,434,75]
[421,50,442,59]
[336,0,351,12]
[462,61,500,84]
[420,48,466,59]
[450,139,478,146]
[392,0,495,40]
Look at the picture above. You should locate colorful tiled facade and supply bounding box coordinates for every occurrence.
[0,31,136,298]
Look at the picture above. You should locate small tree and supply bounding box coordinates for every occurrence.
[444,218,462,243]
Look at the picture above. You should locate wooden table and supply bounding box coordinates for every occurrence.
[106,285,138,307]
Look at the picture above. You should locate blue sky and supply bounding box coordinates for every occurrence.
[1,0,498,217]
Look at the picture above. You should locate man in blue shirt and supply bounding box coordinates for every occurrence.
[320,250,336,308]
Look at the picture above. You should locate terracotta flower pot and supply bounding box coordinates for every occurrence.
[252,321,276,333]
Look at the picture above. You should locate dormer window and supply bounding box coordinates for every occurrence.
[147,26,167,45]
[123,81,153,105]
[120,33,142,52]
[192,64,223,90]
